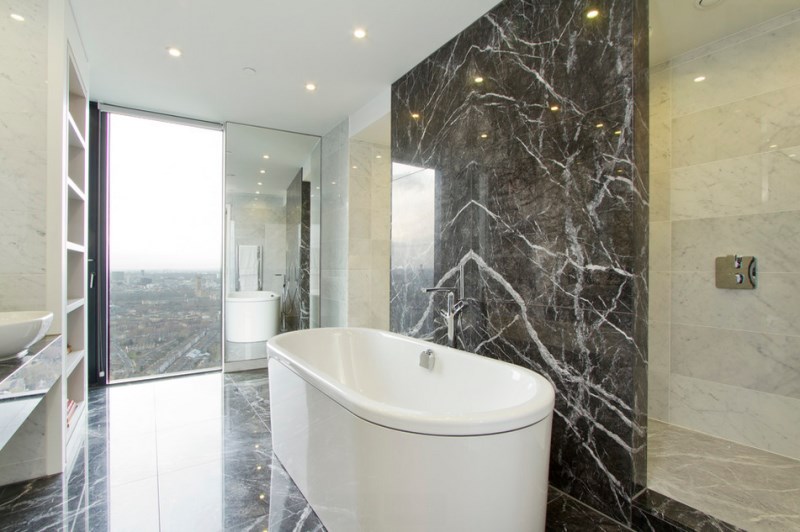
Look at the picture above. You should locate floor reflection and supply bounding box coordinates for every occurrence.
[0,371,323,532]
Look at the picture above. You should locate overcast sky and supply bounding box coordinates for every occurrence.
[109,113,223,271]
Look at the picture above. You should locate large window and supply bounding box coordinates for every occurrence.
[108,113,223,382]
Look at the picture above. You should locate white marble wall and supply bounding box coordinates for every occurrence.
[649,11,800,460]
[0,0,49,311]
[347,140,390,329]
[320,120,349,327]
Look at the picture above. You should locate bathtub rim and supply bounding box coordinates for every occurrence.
[225,290,280,303]
[267,327,555,437]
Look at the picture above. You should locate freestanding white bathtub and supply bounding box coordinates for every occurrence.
[267,327,555,532]
[225,291,281,343]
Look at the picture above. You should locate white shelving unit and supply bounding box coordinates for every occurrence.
[63,50,89,465]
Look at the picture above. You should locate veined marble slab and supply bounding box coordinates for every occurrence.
[649,420,800,531]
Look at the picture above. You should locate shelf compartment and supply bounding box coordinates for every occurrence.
[66,298,84,314]
[66,306,85,354]
[67,113,87,150]
[67,196,85,246]
[65,349,85,376]
[66,177,85,202]
[68,145,87,195]
[65,400,86,443]
[66,241,85,253]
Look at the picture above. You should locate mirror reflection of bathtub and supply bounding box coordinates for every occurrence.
[225,291,281,343]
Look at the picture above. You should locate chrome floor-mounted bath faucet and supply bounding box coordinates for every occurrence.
[422,285,466,348]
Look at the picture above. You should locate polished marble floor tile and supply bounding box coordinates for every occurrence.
[648,419,800,531]
[0,369,624,531]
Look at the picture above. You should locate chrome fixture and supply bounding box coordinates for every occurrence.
[419,348,435,370]
[715,254,757,289]
[421,286,466,348]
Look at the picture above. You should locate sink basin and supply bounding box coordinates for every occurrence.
[0,311,54,360]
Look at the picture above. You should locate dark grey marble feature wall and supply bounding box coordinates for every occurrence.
[285,170,311,331]
[390,0,648,525]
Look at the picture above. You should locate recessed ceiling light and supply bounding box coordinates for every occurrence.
[259,170,265,174]
[167,47,182,58]
[257,182,263,186]
[353,28,367,39]
[256,191,261,194]
[242,67,257,75]
[550,105,560,111]
[480,133,488,138]
[10,13,25,22]
[411,112,420,119]
[331,181,337,185]
[262,155,270,159]
[769,144,778,149]
[693,75,706,83]
[376,155,382,159]
[586,9,599,19]
[474,76,484,83]
[352,165,358,169]
[614,130,622,135]
[305,83,317,91]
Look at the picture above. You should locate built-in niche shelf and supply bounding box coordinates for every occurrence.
[62,48,88,455]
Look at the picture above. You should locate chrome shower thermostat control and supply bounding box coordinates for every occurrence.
[715,255,757,289]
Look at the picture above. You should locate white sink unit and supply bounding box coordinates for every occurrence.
[0,311,54,360]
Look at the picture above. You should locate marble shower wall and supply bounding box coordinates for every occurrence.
[649,10,800,460]
[284,170,310,330]
[391,0,648,524]
[0,0,48,311]
[347,140,390,329]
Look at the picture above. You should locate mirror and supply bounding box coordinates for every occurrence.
[223,123,321,368]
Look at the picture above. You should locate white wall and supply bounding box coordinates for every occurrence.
[0,0,49,311]
[649,10,800,459]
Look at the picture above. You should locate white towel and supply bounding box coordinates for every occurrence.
[238,245,260,291]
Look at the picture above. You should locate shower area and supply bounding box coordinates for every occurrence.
[647,1,800,529]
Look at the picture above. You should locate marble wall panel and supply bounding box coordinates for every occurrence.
[672,211,800,273]
[671,324,800,400]
[671,84,800,169]
[0,0,48,311]
[285,171,310,330]
[670,374,800,460]
[391,0,648,524]
[671,149,800,221]
[347,140,390,329]
[671,272,800,336]
[648,322,669,421]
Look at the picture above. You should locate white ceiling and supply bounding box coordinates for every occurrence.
[649,0,800,65]
[70,0,502,137]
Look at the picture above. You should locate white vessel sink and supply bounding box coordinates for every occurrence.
[0,311,54,360]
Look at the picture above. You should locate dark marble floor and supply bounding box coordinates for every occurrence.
[0,370,628,531]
